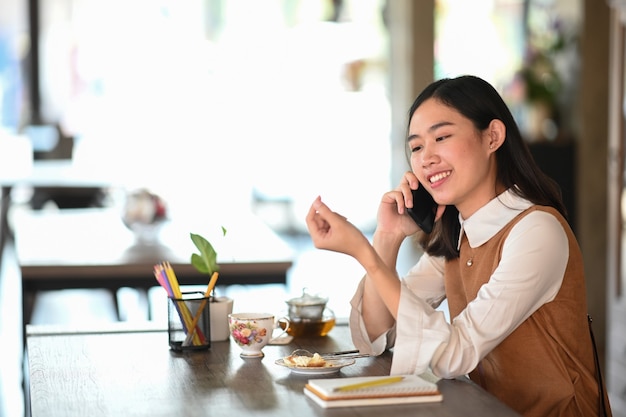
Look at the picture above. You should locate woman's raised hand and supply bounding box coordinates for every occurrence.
[375,171,425,236]
[305,196,372,259]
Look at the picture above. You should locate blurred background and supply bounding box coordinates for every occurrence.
[3,1,617,416]
[0,0,585,327]
[0,0,580,231]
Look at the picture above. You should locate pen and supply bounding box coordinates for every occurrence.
[183,271,219,346]
[332,376,405,392]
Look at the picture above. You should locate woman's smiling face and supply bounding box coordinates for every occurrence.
[407,98,502,219]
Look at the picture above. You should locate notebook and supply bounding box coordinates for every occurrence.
[304,374,443,408]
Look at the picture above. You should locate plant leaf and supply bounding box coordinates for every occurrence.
[190,232,220,275]
[191,253,210,274]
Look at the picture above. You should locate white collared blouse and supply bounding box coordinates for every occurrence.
[349,188,569,377]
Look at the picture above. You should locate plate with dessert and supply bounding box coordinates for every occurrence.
[275,352,356,375]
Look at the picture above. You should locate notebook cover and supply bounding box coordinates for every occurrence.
[304,374,443,408]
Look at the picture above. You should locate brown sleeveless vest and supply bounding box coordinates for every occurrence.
[445,206,610,417]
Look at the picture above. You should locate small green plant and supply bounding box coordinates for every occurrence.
[190,227,227,276]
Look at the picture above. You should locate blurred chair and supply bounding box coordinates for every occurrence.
[25,124,107,209]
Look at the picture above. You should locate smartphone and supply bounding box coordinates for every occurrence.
[406,184,437,234]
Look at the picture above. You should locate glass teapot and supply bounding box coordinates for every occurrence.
[283,288,335,337]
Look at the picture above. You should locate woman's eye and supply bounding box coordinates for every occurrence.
[435,135,448,142]
[410,144,422,153]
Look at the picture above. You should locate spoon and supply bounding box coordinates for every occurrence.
[289,348,370,359]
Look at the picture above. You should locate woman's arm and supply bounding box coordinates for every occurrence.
[361,230,403,340]
[306,172,442,342]
[305,197,411,336]
[352,248,446,351]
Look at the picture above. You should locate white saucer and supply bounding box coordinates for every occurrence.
[274,358,356,375]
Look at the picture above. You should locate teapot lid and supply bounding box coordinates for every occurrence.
[286,288,328,306]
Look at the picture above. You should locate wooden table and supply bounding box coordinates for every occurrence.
[25,323,522,417]
[13,207,294,323]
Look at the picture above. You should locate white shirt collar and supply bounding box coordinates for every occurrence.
[457,188,534,249]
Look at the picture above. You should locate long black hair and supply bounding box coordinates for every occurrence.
[408,75,566,260]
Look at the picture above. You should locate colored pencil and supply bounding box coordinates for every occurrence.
[183,271,219,346]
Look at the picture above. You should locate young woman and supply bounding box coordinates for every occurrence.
[305,75,611,417]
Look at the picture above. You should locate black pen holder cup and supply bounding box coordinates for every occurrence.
[168,291,211,351]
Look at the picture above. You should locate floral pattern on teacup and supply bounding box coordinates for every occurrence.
[230,320,268,346]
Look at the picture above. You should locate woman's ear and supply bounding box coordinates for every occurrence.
[487,119,506,151]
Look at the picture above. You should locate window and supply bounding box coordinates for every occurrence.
[35,0,391,231]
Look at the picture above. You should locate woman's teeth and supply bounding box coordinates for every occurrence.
[429,171,451,183]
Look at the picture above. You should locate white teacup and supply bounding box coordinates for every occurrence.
[228,313,289,358]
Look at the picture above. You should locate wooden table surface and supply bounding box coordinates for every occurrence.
[13,207,294,323]
[26,323,522,417]
[14,207,293,284]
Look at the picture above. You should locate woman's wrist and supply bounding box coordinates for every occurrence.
[372,229,405,252]
[364,229,403,273]
[358,244,388,276]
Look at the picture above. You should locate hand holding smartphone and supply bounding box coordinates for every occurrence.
[406,184,437,234]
